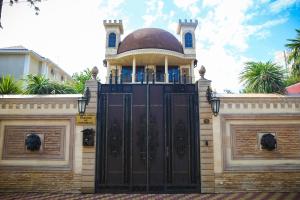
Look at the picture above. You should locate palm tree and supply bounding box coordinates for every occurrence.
[0,75,23,94]
[240,61,285,93]
[25,74,52,94]
[25,74,77,94]
[71,68,93,93]
[285,29,300,76]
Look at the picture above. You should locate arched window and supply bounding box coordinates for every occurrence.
[108,33,116,47]
[185,32,193,48]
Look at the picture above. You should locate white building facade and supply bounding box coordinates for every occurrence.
[0,46,71,82]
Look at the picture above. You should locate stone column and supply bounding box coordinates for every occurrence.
[198,65,215,193]
[106,61,110,83]
[191,60,195,83]
[81,67,99,193]
[132,56,136,83]
[165,56,169,83]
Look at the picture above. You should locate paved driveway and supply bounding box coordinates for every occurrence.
[0,193,300,200]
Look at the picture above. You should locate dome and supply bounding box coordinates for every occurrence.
[117,28,183,54]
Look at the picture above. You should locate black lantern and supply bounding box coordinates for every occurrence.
[78,97,87,116]
[77,87,90,116]
[206,86,220,116]
[210,97,220,116]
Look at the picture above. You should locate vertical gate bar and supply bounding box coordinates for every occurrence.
[163,87,167,191]
[189,93,195,184]
[123,94,125,185]
[146,84,150,191]
[165,92,172,185]
[130,92,133,191]
[104,93,109,185]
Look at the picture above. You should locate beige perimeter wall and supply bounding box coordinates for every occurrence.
[213,94,300,192]
[0,94,83,193]
[1,79,300,193]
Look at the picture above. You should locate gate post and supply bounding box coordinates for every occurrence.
[198,66,215,193]
[81,68,99,193]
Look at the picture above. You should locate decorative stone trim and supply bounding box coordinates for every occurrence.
[106,48,196,60]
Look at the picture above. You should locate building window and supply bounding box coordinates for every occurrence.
[185,32,193,48]
[108,33,116,47]
[156,66,165,82]
[50,69,55,76]
[168,66,179,82]
[61,76,64,81]
[136,66,145,82]
[121,66,132,82]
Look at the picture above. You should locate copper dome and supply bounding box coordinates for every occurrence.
[117,28,183,54]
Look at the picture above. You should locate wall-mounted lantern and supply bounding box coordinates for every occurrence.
[77,87,91,116]
[206,86,220,116]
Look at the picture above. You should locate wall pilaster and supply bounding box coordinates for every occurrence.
[198,70,215,193]
[81,70,99,193]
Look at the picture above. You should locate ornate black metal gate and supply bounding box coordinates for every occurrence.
[96,84,200,193]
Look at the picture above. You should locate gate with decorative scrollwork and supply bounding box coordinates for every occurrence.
[96,84,200,193]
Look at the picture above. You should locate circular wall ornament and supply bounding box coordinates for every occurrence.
[261,133,277,151]
[25,133,41,151]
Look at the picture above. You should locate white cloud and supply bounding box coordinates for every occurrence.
[193,0,289,92]
[270,0,298,13]
[142,0,175,28]
[173,0,199,17]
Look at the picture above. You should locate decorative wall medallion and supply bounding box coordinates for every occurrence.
[108,119,122,157]
[25,133,41,151]
[174,120,188,157]
[260,133,277,151]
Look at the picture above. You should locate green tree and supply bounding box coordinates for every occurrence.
[0,75,22,94]
[284,73,300,87]
[240,61,285,93]
[71,68,92,93]
[25,74,51,94]
[285,29,300,76]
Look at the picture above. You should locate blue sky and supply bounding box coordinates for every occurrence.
[0,0,299,92]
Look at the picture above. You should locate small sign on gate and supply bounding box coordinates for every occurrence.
[76,114,96,125]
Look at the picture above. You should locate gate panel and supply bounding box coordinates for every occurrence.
[148,85,165,190]
[171,94,191,185]
[96,84,200,193]
[131,85,147,189]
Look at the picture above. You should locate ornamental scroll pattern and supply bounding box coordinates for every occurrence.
[174,119,188,158]
[108,119,122,157]
[136,114,159,164]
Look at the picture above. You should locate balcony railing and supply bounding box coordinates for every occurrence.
[107,73,192,84]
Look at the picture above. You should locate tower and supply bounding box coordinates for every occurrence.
[177,19,198,55]
[103,20,124,56]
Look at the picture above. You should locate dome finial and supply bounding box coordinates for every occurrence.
[199,65,206,79]
[91,66,99,80]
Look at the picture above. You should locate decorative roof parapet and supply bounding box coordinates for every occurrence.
[103,19,124,34]
[177,19,198,34]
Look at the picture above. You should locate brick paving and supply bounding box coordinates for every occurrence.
[0,193,300,200]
